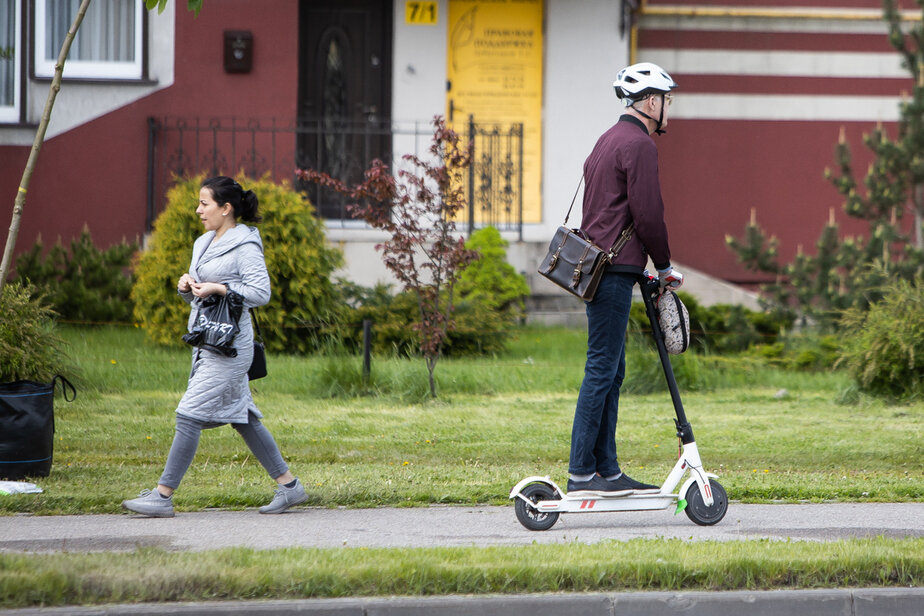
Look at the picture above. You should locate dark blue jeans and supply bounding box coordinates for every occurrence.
[569,272,636,477]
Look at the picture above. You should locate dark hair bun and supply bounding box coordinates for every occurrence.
[240,189,262,223]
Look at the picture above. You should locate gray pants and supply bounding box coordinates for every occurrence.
[158,412,289,490]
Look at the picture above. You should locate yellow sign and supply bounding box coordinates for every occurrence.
[406,1,438,25]
[447,0,543,224]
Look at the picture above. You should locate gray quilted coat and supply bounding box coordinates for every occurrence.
[175,224,270,424]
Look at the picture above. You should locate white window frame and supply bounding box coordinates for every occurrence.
[34,0,144,80]
[0,0,22,123]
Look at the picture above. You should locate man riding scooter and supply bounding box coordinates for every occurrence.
[567,62,684,497]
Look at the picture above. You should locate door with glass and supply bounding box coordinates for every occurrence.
[297,0,392,220]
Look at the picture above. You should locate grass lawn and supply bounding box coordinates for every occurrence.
[0,324,921,606]
[2,538,921,607]
[4,325,919,514]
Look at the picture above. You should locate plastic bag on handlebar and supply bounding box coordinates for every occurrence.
[656,290,690,354]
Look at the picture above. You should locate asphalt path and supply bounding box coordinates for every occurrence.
[1,502,922,553]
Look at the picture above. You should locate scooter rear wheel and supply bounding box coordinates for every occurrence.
[684,479,728,526]
[514,483,560,531]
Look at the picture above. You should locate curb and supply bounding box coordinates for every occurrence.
[2,588,922,616]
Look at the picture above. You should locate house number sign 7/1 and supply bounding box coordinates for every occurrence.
[406,1,437,24]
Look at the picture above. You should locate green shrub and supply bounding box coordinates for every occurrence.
[630,293,709,349]
[747,333,840,372]
[0,283,68,382]
[838,276,924,400]
[132,174,343,353]
[629,292,789,354]
[447,299,510,355]
[329,226,527,359]
[335,289,509,357]
[457,226,530,323]
[13,229,136,323]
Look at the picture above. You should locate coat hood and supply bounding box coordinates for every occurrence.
[192,225,263,276]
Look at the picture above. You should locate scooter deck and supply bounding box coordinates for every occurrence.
[532,492,679,514]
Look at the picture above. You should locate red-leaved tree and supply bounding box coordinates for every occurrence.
[297,116,477,397]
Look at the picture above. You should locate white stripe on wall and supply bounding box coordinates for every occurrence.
[642,49,907,79]
[670,93,902,122]
[640,14,892,35]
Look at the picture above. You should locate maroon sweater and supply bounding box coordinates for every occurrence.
[581,114,672,274]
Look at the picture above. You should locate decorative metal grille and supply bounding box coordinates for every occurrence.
[146,116,523,238]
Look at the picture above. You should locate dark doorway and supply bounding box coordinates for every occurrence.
[297,0,393,220]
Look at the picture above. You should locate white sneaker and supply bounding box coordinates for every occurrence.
[122,488,174,518]
[259,478,308,514]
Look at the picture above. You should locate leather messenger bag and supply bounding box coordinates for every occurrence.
[538,178,634,301]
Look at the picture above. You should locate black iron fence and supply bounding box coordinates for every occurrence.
[146,116,523,239]
[466,118,523,238]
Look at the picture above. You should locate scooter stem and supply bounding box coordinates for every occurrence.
[640,277,695,444]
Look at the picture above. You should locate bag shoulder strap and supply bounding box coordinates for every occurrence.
[563,177,583,225]
[566,174,635,260]
[250,307,264,343]
[606,221,635,261]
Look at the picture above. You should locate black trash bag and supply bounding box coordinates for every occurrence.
[0,375,76,480]
[182,290,244,357]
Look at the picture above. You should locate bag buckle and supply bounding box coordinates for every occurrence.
[571,244,593,288]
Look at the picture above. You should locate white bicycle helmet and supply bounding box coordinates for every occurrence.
[613,62,677,105]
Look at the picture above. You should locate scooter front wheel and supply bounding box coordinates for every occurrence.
[684,480,728,526]
[514,482,560,531]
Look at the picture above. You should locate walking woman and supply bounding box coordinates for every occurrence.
[122,176,307,517]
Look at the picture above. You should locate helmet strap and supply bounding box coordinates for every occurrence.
[630,94,667,135]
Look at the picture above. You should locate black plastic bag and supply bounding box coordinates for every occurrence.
[182,290,244,357]
[0,375,76,480]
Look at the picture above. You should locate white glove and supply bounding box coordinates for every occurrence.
[658,267,684,289]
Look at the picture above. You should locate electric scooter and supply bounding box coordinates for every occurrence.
[509,275,728,530]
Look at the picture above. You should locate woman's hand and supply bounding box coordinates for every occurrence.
[178,273,196,293]
[189,282,228,298]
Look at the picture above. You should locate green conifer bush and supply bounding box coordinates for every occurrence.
[13,229,136,323]
[0,283,67,382]
[457,226,530,324]
[838,276,924,400]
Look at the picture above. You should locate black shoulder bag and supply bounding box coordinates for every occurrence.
[248,308,267,380]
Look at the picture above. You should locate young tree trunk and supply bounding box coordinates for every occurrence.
[914,183,924,251]
[0,0,93,290]
[426,356,437,399]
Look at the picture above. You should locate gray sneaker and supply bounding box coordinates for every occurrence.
[259,478,308,514]
[122,488,174,518]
